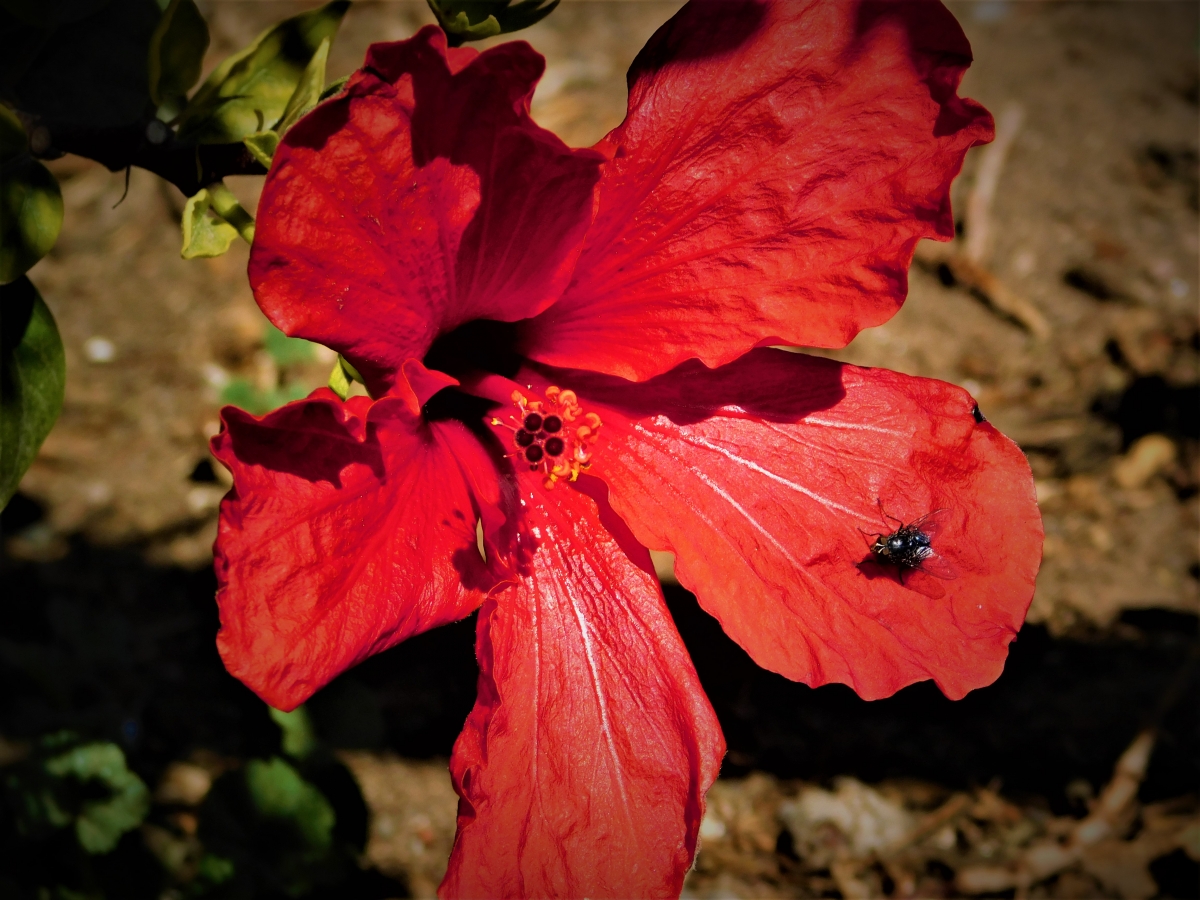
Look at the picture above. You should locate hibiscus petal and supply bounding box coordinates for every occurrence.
[249,25,603,397]
[211,388,504,710]
[526,350,1042,701]
[442,478,725,899]
[520,0,993,381]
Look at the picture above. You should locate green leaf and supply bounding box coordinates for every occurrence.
[1,277,64,509]
[269,705,318,760]
[264,322,315,367]
[181,187,237,258]
[427,0,557,43]
[0,108,63,285]
[147,0,209,107]
[244,757,334,852]
[175,0,349,144]
[182,180,258,258]
[277,35,330,134]
[43,742,151,853]
[242,130,279,168]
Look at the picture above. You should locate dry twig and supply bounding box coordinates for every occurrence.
[916,101,1052,339]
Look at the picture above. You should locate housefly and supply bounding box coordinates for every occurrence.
[863,508,958,583]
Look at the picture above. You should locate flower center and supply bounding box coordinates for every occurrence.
[491,386,602,489]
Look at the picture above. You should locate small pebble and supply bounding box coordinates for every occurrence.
[155,762,212,806]
[1112,433,1176,490]
[83,336,116,363]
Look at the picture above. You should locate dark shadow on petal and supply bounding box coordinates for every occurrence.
[626,0,769,81]
[221,401,384,486]
[534,348,847,427]
[281,90,352,153]
[850,1,981,138]
[572,474,657,578]
[855,556,947,600]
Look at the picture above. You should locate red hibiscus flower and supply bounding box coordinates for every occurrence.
[211,2,1043,896]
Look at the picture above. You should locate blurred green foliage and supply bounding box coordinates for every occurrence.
[3,732,150,854]
[0,107,63,284]
[1,277,65,509]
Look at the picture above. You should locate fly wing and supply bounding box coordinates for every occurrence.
[908,508,952,541]
[916,550,959,581]
[911,509,957,580]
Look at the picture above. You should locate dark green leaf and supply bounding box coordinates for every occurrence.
[1,277,64,509]
[176,0,349,144]
[1,0,162,131]
[0,108,63,284]
[147,0,208,107]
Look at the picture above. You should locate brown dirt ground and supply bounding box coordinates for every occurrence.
[6,2,1198,898]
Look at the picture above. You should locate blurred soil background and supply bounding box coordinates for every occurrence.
[2,1,1198,898]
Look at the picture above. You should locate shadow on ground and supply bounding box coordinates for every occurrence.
[2,523,1196,811]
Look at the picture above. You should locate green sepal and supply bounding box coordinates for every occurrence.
[327,354,362,401]
[427,0,558,43]
[327,357,351,400]
[147,0,209,108]
[238,33,330,167]
[277,35,331,133]
[318,74,349,102]
[1,277,65,509]
[207,181,255,244]
[243,130,279,168]
[0,107,63,284]
[175,0,349,144]
[181,187,238,258]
